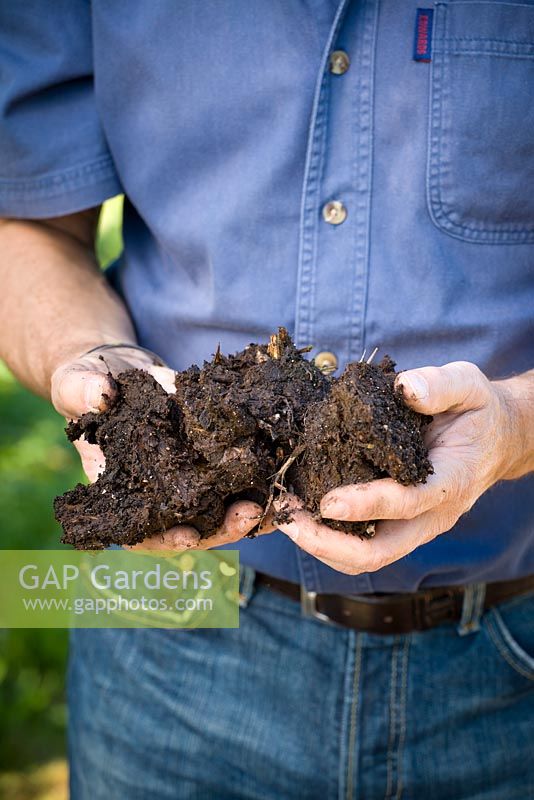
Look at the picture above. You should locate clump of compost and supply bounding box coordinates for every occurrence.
[55,329,432,549]
[292,355,431,537]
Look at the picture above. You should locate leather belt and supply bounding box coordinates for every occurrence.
[255,572,534,634]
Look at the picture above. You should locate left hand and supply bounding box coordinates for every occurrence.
[53,343,264,550]
[275,361,527,575]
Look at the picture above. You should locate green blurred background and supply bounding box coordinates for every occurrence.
[0,197,124,800]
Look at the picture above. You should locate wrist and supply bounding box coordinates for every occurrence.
[494,371,534,481]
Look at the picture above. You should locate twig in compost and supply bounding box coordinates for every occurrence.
[367,346,379,364]
[213,343,223,364]
[258,443,306,528]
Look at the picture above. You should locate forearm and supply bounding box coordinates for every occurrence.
[0,212,135,399]
[496,370,534,480]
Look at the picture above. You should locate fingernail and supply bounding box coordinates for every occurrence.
[399,373,429,401]
[321,499,350,520]
[83,379,105,412]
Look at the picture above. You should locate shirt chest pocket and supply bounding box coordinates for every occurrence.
[428,0,534,243]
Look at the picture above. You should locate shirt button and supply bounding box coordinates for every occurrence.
[322,201,347,225]
[329,50,350,75]
[314,351,338,374]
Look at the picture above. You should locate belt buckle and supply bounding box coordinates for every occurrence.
[300,587,333,624]
[420,589,457,628]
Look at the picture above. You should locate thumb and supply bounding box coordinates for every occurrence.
[395,361,490,415]
[51,366,117,419]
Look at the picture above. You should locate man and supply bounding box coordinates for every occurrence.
[1,1,533,798]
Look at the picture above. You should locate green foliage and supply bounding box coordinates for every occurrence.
[96,194,124,268]
[0,355,81,772]
[0,362,84,549]
[0,197,124,774]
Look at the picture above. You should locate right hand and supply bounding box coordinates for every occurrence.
[51,344,264,548]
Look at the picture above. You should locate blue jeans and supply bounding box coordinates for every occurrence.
[69,567,534,799]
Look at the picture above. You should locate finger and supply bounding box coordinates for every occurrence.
[362,509,459,572]
[129,525,201,551]
[194,501,264,549]
[305,513,444,576]
[276,504,362,554]
[309,556,365,575]
[279,509,377,572]
[257,506,278,535]
[278,494,456,575]
[77,353,175,392]
[395,361,490,415]
[146,365,177,394]
[320,451,462,522]
[51,367,117,418]
[73,439,106,483]
[130,501,264,552]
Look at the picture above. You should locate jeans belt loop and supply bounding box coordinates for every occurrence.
[457,582,487,636]
[238,564,256,608]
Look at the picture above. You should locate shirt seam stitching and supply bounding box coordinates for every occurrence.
[426,5,534,243]
[0,154,118,194]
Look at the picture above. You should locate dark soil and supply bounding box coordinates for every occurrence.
[291,355,432,537]
[55,329,432,549]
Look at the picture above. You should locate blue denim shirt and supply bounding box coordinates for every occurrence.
[1,0,533,592]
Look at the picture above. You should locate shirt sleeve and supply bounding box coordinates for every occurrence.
[0,0,122,218]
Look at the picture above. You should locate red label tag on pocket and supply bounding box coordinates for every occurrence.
[414,8,433,62]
